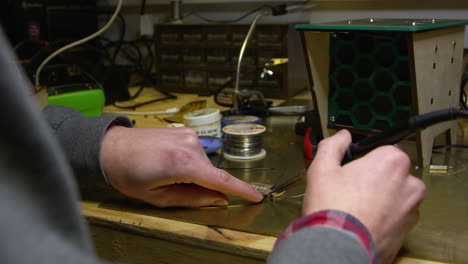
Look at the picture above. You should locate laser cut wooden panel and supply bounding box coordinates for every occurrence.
[298,19,468,166]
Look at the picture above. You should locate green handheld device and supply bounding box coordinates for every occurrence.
[48,85,105,117]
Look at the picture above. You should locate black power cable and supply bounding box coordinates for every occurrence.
[96,36,166,105]
[344,108,468,163]
[461,75,468,110]
[112,92,177,109]
[141,0,147,15]
[433,144,468,150]
[112,13,127,65]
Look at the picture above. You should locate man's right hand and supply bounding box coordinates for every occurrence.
[302,129,426,264]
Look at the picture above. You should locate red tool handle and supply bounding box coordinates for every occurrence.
[304,127,314,160]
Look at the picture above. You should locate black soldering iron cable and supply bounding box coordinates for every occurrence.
[344,107,468,163]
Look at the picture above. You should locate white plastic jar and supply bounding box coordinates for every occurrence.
[183,108,222,138]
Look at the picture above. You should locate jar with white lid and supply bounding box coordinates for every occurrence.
[183,108,222,138]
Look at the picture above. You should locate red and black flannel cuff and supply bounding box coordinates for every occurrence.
[275,209,377,264]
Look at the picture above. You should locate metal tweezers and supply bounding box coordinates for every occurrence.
[262,168,307,201]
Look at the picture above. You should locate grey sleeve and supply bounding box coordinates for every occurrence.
[42,105,132,184]
[268,226,371,264]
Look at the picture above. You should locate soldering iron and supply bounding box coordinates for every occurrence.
[343,107,467,163]
[261,107,468,200]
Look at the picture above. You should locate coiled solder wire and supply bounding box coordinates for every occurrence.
[224,133,264,156]
[222,123,266,158]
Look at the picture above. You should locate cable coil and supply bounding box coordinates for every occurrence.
[222,123,267,160]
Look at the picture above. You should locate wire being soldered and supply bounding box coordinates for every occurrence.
[34,0,123,87]
[344,107,468,163]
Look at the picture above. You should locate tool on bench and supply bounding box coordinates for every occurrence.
[296,111,322,160]
[261,168,307,200]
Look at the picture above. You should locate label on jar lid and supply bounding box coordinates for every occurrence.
[184,108,221,127]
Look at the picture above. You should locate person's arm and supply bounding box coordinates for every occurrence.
[43,105,263,207]
[269,210,374,264]
[269,129,425,264]
[42,105,132,184]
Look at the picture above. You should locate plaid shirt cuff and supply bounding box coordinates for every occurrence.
[275,210,377,264]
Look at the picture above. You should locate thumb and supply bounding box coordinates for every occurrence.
[313,129,352,168]
[143,184,229,208]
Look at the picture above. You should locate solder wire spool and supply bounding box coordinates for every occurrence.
[222,123,267,160]
[221,115,261,128]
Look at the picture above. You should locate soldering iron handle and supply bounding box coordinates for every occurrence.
[341,148,353,165]
[342,107,462,165]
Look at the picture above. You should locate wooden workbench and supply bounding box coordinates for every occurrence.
[82,88,450,264]
[82,201,444,264]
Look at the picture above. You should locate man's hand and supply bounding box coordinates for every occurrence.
[302,129,426,264]
[101,126,263,208]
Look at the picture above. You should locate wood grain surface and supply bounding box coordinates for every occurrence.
[82,201,449,264]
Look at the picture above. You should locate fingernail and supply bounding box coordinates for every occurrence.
[337,129,346,135]
[212,199,229,207]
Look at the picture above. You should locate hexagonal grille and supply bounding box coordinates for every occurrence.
[328,32,413,131]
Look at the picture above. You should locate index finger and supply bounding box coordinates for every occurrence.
[313,129,352,168]
[181,161,264,203]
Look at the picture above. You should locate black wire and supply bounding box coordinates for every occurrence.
[100,38,150,79]
[141,39,154,72]
[105,39,174,106]
[100,38,151,76]
[120,42,143,67]
[85,40,113,65]
[112,93,177,109]
[191,5,272,23]
[112,14,127,65]
[123,46,152,83]
[92,12,126,64]
[97,36,169,104]
[129,39,152,72]
[346,108,468,163]
[118,46,161,101]
[433,144,468,150]
[141,0,146,15]
[128,85,145,100]
[460,75,468,110]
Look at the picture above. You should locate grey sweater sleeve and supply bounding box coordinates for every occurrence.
[42,105,132,184]
[0,27,107,263]
[268,226,371,264]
